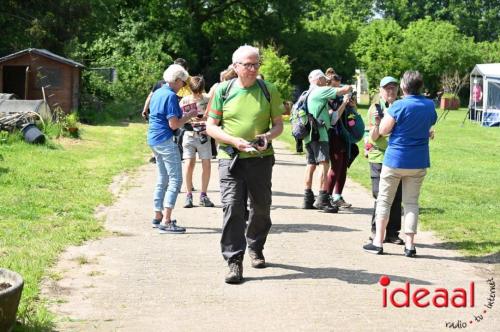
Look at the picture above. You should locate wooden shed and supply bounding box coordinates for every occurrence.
[0,48,84,113]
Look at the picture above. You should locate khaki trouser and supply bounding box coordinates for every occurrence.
[375,166,427,234]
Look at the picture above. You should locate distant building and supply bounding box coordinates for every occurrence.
[0,48,84,113]
[355,69,370,105]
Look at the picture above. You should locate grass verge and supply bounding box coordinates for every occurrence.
[0,116,149,330]
[278,107,500,256]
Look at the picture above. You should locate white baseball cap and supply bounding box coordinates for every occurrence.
[308,69,327,82]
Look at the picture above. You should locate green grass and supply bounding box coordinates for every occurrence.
[0,116,149,331]
[278,107,500,256]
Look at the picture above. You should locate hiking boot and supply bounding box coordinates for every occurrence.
[184,195,194,208]
[314,192,338,213]
[333,197,352,208]
[248,248,266,268]
[302,190,315,209]
[158,220,186,234]
[404,247,417,257]
[225,258,243,284]
[363,243,383,255]
[199,195,215,207]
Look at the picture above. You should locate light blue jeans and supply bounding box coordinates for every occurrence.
[150,137,183,211]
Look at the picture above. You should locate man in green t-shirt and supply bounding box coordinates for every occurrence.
[366,76,404,245]
[302,70,351,213]
[207,45,284,284]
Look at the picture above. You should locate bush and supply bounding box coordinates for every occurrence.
[71,17,172,120]
[259,45,293,101]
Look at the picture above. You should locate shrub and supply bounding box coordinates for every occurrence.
[259,44,293,101]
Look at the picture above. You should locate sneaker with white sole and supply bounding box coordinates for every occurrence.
[158,220,186,234]
[184,195,194,208]
[333,197,352,208]
[152,218,161,228]
[199,195,215,207]
[363,243,383,255]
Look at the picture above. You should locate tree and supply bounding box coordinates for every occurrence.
[306,0,375,23]
[283,14,360,89]
[259,45,293,100]
[72,17,172,103]
[137,0,309,83]
[400,18,479,92]
[374,0,500,42]
[477,39,500,63]
[351,19,405,92]
[0,0,122,56]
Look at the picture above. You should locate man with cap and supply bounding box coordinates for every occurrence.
[365,76,404,245]
[302,69,351,212]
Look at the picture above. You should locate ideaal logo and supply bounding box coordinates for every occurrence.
[378,276,496,329]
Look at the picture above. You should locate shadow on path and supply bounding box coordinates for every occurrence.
[271,223,358,234]
[246,263,433,285]
[272,191,304,198]
[273,161,305,167]
[187,223,358,235]
[416,251,499,264]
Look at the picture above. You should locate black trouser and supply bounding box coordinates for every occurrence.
[219,155,274,261]
[295,138,303,152]
[370,162,402,237]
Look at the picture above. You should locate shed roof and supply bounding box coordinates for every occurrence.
[0,48,84,68]
[471,63,500,79]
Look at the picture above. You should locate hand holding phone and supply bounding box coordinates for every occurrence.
[251,135,268,151]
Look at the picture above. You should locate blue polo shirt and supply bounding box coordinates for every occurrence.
[384,95,437,169]
[147,85,182,146]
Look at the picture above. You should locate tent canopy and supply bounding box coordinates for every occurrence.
[469,63,500,127]
[470,63,500,79]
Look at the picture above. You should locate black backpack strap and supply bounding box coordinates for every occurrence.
[256,79,271,103]
[221,78,237,104]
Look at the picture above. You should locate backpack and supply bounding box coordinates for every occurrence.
[340,106,365,144]
[290,90,319,140]
[337,106,365,167]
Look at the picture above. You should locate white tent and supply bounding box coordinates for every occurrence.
[469,63,500,127]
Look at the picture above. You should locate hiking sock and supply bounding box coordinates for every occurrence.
[333,194,342,201]
[187,192,193,197]
[200,192,207,198]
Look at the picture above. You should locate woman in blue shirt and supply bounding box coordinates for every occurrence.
[363,71,437,257]
[148,64,197,234]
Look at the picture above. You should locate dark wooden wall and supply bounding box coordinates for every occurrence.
[0,53,80,113]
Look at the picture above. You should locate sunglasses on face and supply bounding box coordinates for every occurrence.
[236,62,261,70]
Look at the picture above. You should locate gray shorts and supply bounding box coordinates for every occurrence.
[182,131,212,160]
[305,141,329,165]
